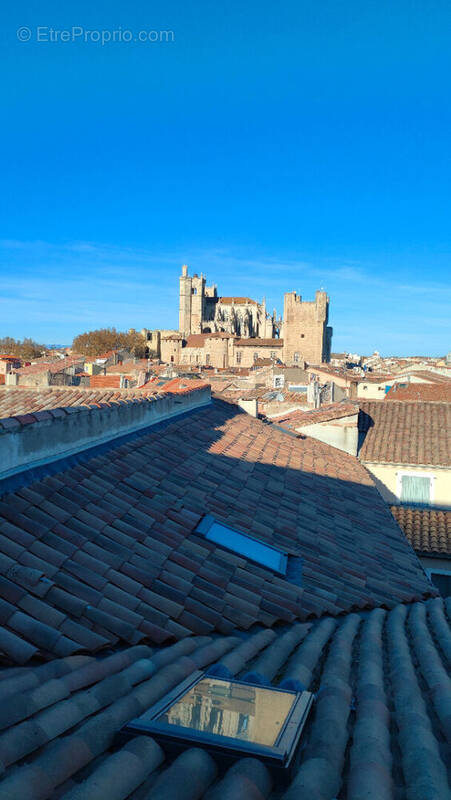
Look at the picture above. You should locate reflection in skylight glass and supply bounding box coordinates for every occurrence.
[196,516,287,574]
[157,677,295,747]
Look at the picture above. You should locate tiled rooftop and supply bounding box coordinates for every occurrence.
[269,402,359,428]
[391,506,451,556]
[155,378,207,394]
[0,384,208,422]
[13,357,84,376]
[405,370,451,383]
[359,400,451,467]
[89,375,123,389]
[0,388,155,418]
[0,400,434,663]
[0,596,449,799]
[217,385,267,401]
[218,296,257,304]
[202,378,234,393]
[308,365,361,380]
[386,382,451,403]
[106,360,151,374]
[185,335,208,348]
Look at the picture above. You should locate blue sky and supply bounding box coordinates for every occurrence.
[1,1,450,355]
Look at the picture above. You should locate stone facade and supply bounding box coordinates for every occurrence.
[160,333,284,370]
[143,266,333,367]
[282,290,332,366]
[178,265,281,339]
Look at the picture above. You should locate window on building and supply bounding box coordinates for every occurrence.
[196,515,288,574]
[270,351,276,359]
[300,334,305,338]
[236,351,242,364]
[428,570,451,597]
[192,288,197,295]
[294,352,300,363]
[274,375,284,388]
[253,352,259,362]
[399,473,432,505]
[205,354,210,365]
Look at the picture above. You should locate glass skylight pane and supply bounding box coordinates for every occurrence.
[157,677,295,747]
[201,519,287,573]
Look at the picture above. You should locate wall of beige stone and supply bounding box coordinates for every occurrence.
[13,372,52,388]
[177,338,284,369]
[178,266,332,364]
[282,291,331,366]
[190,274,205,335]
[160,338,182,364]
[179,266,192,336]
[232,344,283,368]
[179,346,204,366]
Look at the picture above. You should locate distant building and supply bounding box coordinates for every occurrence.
[178,264,280,339]
[142,265,333,367]
[282,289,332,366]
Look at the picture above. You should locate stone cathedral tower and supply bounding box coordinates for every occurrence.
[177,264,331,363]
[178,264,280,339]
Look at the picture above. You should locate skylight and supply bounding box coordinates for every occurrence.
[122,670,314,780]
[196,515,288,574]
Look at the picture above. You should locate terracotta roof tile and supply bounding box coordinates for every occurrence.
[0,385,202,422]
[386,381,451,402]
[269,401,359,428]
[0,599,449,799]
[391,505,451,556]
[359,400,451,466]
[0,399,435,663]
[218,296,258,304]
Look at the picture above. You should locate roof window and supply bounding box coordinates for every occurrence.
[196,515,288,574]
[122,670,314,780]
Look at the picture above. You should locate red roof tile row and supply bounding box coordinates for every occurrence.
[0,400,434,662]
[391,505,451,556]
[0,385,205,426]
[359,400,451,466]
[386,382,451,403]
[270,402,359,428]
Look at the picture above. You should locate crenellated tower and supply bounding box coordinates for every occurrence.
[282,290,332,365]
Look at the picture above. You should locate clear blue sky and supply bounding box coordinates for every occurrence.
[1,0,450,355]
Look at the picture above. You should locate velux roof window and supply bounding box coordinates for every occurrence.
[122,670,314,780]
[196,514,288,575]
